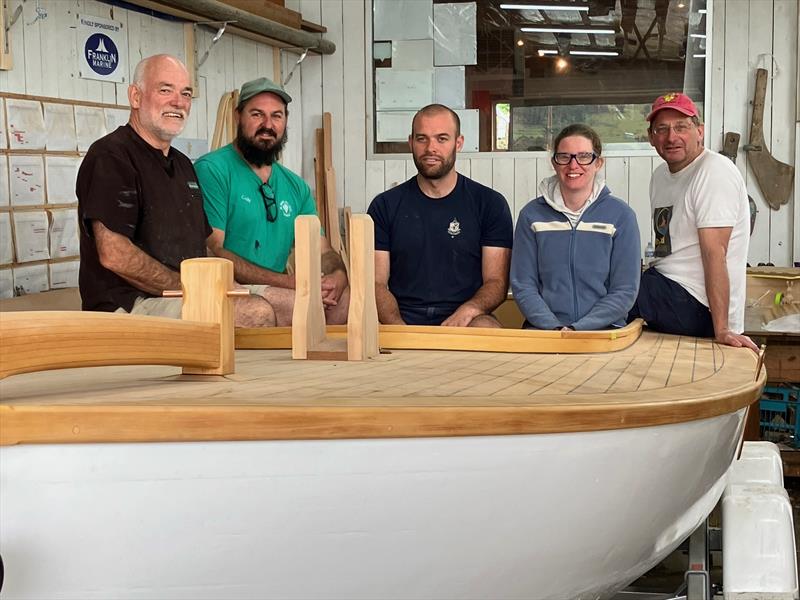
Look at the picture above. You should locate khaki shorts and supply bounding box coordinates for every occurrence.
[117,285,270,319]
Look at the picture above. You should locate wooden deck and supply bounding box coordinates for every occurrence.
[0,330,764,446]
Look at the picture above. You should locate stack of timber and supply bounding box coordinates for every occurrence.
[210,89,240,150]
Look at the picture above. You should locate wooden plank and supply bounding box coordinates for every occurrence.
[321,0,345,216]
[341,0,367,213]
[237,319,644,354]
[365,160,385,206]
[470,159,492,187]
[21,0,42,97]
[347,214,379,361]
[324,166,343,252]
[291,215,326,359]
[706,0,725,151]
[0,312,220,380]
[184,23,199,98]
[769,0,797,265]
[383,159,405,190]
[492,158,514,224]
[314,128,328,231]
[513,157,537,226]
[180,258,235,376]
[217,0,302,30]
[0,0,12,71]
[628,156,652,255]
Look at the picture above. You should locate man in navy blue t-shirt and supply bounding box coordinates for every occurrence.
[367,104,513,327]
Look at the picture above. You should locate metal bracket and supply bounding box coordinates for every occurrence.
[280,46,310,86]
[194,20,235,69]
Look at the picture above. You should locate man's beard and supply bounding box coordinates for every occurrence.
[236,124,288,167]
[412,149,456,180]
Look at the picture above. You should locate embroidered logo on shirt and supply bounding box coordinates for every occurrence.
[279,200,292,217]
[187,181,199,189]
[447,218,461,237]
[240,194,252,204]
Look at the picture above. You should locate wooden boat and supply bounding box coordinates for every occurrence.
[0,308,764,599]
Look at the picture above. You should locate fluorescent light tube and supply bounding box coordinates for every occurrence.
[521,27,615,34]
[570,50,619,56]
[501,3,589,10]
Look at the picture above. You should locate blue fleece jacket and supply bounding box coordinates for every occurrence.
[510,185,641,330]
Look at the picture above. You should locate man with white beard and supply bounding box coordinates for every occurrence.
[78,55,275,326]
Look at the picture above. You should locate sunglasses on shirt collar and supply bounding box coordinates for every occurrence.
[259,182,277,222]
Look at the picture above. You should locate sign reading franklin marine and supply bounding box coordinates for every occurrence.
[78,14,128,83]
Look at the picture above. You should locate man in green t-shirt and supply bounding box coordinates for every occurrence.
[196,77,348,326]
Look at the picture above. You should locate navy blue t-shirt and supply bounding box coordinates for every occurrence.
[367,174,513,321]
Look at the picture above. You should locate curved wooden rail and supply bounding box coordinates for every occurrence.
[0,311,221,380]
[0,332,765,446]
[236,319,643,353]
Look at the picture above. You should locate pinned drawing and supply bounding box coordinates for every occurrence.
[5,99,47,150]
[9,156,45,206]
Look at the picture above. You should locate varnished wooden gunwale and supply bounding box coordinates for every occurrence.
[0,331,765,446]
[236,319,643,353]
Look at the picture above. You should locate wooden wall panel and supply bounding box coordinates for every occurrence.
[769,0,797,265]
[320,1,345,215]
[492,158,515,222]
[470,159,492,188]
[299,0,323,197]
[383,160,405,191]
[341,0,367,214]
[628,157,653,251]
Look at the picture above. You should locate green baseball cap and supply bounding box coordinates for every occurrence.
[237,76,292,108]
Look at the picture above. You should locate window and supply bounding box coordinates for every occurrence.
[371,0,708,154]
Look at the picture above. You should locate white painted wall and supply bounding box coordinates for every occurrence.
[0,0,282,164]
[1,0,796,266]
[294,0,799,266]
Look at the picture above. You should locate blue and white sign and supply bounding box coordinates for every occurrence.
[78,14,128,83]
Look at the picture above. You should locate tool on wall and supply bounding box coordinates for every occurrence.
[744,68,794,210]
[720,132,758,235]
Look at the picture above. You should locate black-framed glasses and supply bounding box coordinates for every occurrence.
[259,182,277,222]
[552,152,598,166]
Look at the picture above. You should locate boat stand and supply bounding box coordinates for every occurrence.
[613,519,717,600]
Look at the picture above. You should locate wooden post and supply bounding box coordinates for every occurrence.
[292,215,327,359]
[180,257,235,375]
[347,215,379,360]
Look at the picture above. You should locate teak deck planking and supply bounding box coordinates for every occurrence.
[0,331,765,446]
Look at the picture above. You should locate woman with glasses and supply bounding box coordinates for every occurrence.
[510,124,641,330]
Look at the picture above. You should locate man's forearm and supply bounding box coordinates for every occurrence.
[702,253,731,336]
[376,284,405,324]
[459,278,508,315]
[211,246,293,287]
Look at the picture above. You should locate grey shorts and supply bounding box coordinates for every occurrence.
[117,285,269,319]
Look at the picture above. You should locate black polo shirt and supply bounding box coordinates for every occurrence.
[77,125,211,312]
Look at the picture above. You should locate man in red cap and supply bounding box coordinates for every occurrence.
[628,92,757,351]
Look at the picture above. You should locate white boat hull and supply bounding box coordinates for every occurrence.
[0,409,745,599]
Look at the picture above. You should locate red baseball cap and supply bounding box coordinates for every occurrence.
[646,92,700,121]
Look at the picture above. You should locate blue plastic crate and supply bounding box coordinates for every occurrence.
[759,385,800,448]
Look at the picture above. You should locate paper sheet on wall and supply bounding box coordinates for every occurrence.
[5,99,47,149]
[0,268,12,299]
[43,103,78,151]
[434,66,466,109]
[46,156,81,204]
[74,105,107,152]
[392,40,434,70]
[376,111,415,142]
[49,208,79,258]
[13,210,50,263]
[10,156,46,206]
[433,3,477,66]
[376,69,433,111]
[13,263,49,294]
[374,0,433,41]
[104,107,130,133]
[50,260,80,289]
[455,109,479,152]
[0,98,7,150]
[0,212,13,264]
[0,155,9,206]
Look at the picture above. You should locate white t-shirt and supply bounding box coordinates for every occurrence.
[650,149,749,333]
